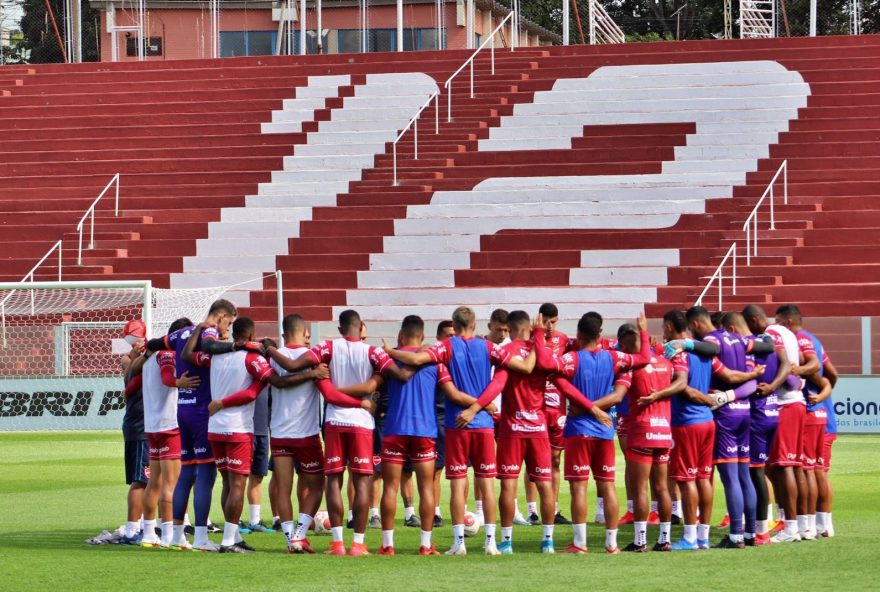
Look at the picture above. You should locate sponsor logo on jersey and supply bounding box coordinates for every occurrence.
[177,397,197,405]
[326,455,341,463]
[501,463,521,472]
[515,410,540,421]
[602,464,615,472]
[194,446,208,455]
[649,417,670,427]
[512,423,546,433]
[534,466,551,474]
[353,456,371,465]
[448,464,467,473]
[646,431,672,441]
[573,464,591,472]
[302,461,320,469]
[479,463,496,471]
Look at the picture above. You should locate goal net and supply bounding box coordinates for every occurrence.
[0,280,252,431]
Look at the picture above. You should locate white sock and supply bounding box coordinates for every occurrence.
[683,524,697,543]
[672,500,682,518]
[221,522,238,547]
[233,526,243,544]
[650,501,658,514]
[626,499,634,513]
[331,526,344,542]
[404,506,415,520]
[527,501,538,515]
[596,497,605,514]
[193,526,208,546]
[172,524,186,544]
[142,519,157,540]
[139,514,145,531]
[125,521,140,538]
[756,519,769,535]
[697,524,710,542]
[555,502,560,515]
[605,528,618,549]
[634,521,647,546]
[797,515,808,535]
[542,524,554,541]
[730,532,744,543]
[370,507,379,519]
[784,519,798,536]
[514,499,521,515]
[353,531,365,545]
[248,504,260,526]
[281,520,294,540]
[435,506,442,518]
[293,514,313,541]
[347,510,353,521]
[825,512,834,533]
[475,500,483,514]
[808,514,817,533]
[768,504,774,522]
[452,524,465,548]
[183,513,192,527]
[160,521,173,545]
[659,522,671,544]
[816,512,827,533]
[777,506,785,522]
[381,529,394,548]
[501,526,513,542]
[420,529,433,547]
[484,523,496,547]
[573,523,586,548]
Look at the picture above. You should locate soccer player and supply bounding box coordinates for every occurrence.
[532,312,646,554]
[119,320,149,545]
[382,306,535,556]
[264,309,411,556]
[135,318,200,548]
[432,320,455,527]
[683,306,768,548]
[145,299,238,551]
[239,382,274,535]
[775,304,836,539]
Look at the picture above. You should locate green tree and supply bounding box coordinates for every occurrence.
[18,0,99,63]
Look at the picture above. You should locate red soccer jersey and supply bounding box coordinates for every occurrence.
[497,339,548,439]
[542,330,568,408]
[424,337,512,368]
[626,354,674,449]
[307,337,394,375]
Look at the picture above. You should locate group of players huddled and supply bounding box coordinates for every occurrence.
[116,298,838,555]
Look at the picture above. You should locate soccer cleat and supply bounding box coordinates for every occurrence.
[528,512,541,526]
[237,521,253,535]
[484,542,501,556]
[376,545,395,556]
[753,532,772,546]
[513,512,531,526]
[697,539,711,550]
[419,545,440,556]
[715,536,745,549]
[272,518,282,532]
[822,526,835,538]
[346,518,354,529]
[618,511,635,525]
[717,514,731,528]
[235,540,256,552]
[801,530,817,541]
[404,515,422,528]
[246,521,275,534]
[445,545,467,556]
[433,515,444,528]
[219,544,250,554]
[560,543,588,554]
[671,538,699,551]
[349,542,371,556]
[622,542,648,553]
[498,540,514,555]
[192,540,221,553]
[771,531,801,543]
[540,540,556,554]
[287,539,315,554]
[119,533,142,546]
[140,536,160,549]
[206,521,221,534]
[744,536,756,547]
[184,525,195,536]
[671,514,683,526]
[554,512,572,525]
[326,541,347,555]
[368,515,382,529]
[170,540,193,552]
[652,541,672,552]
[605,546,621,555]
[647,511,660,526]
[770,520,784,534]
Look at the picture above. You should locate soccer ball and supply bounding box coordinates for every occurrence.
[313,510,331,536]
[463,511,480,537]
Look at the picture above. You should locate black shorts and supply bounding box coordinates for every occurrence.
[251,435,270,477]
[435,419,446,470]
[124,439,150,485]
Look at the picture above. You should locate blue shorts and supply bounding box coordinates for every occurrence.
[434,421,445,470]
[251,435,270,477]
[749,420,778,467]
[124,439,150,485]
[178,411,213,463]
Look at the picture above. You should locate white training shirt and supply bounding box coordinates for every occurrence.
[142,351,178,434]
[208,350,273,434]
[270,345,321,439]
[320,338,377,430]
[766,323,805,406]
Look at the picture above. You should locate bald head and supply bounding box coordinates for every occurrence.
[742,304,769,335]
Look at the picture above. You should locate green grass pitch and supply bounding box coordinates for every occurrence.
[1,432,877,592]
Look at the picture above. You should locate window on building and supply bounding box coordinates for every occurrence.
[126,36,162,57]
[337,29,362,53]
[333,28,446,54]
[220,31,277,57]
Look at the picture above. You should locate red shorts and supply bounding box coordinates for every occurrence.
[770,403,805,467]
[208,433,253,475]
[445,428,496,479]
[545,406,566,450]
[801,419,826,472]
[147,429,182,461]
[270,435,325,474]
[626,445,670,465]
[496,436,552,481]
[381,435,436,465]
[564,436,616,482]
[670,421,715,482]
[323,425,373,475]
[819,433,837,472]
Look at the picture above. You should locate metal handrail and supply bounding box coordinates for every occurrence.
[0,240,63,324]
[76,173,121,265]
[695,242,737,309]
[444,11,516,122]
[392,91,440,186]
[742,160,787,265]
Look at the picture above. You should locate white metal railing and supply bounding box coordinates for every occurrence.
[392,91,440,186]
[444,11,516,123]
[742,160,787,265]
[740,0,775,38]
[76,173,121,265]
[696,242,737,309]
[589,0,626,44]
